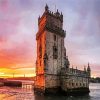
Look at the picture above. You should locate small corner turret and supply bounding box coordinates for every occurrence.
[45,4,49,12]
[84,66,86,72]
[87,62,91,78]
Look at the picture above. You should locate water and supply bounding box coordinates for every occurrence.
[0,83,100,100]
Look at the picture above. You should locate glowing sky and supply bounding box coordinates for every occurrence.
[0,0,100,77]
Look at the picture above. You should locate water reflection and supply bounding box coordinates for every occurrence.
[0,85,34,100]
[34,94,91,100]
[0,83,100,100]
[34,83,100,100]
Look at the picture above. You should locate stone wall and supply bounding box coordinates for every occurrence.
[45,30,65,88]
[45,74,60,88]
[61,68,90,92]
[46,31,65,75]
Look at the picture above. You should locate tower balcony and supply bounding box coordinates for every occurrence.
[45,22,66,37]
[36,23,66,40]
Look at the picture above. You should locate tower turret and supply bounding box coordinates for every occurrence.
[45,4,49,11]
[84,66,86,72]
[87,63,91,77]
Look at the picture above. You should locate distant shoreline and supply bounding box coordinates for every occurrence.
[90,77,100,83]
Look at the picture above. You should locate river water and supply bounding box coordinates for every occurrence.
[0,83,100,100]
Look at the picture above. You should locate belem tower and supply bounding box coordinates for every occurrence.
[34,5,91,95]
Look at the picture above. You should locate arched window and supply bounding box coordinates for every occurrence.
[39,38,42,58]
[80,83,81,86]
[54,34,56,41]
[72,83,74,86]
[83,83,85,87]
[53,45,58,59]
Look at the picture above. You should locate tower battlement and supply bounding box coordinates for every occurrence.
[36,4,65,40]
[38,4,63,25]
[36,21,66,39]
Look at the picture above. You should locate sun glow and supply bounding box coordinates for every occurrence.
[0,68,36,78]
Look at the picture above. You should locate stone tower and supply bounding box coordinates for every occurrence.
[34,5,68,93]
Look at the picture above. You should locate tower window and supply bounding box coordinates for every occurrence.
[54,35,56,41]
[53,46,58,59]
[39,38,42,58]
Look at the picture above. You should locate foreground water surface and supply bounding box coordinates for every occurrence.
[0,83,100,100]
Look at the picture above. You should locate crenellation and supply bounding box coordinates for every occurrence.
[38,7,63,27]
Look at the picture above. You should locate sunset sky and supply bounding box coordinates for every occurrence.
[0,0,100,78]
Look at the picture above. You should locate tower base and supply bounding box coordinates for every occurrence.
[34,87,90,96]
